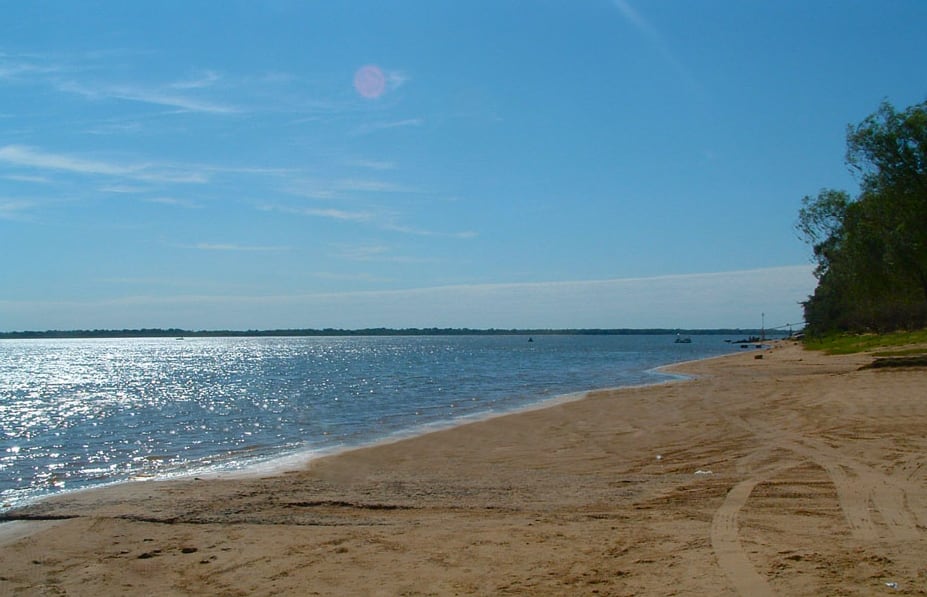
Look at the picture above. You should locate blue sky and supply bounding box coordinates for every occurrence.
[1,1,925,331]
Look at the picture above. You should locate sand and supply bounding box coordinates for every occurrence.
[2,340,926,595]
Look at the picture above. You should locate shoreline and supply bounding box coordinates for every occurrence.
[4,340,924,595]
[0,345,726,535]
[1,342,738,513]
[233,351,715,482]
[0,343,760,537]
[198,339,775,481]
[0,346,717,534]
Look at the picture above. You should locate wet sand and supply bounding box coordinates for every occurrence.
[2,340,926,595]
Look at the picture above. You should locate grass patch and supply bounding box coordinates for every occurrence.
[872,347,927,357]
[803,329,927,354]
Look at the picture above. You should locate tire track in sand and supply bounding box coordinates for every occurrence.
[782,438,923,542]
[724,412,922,543]
[710,476,776,597]
[710,462,793,597]
[709,404,920,596]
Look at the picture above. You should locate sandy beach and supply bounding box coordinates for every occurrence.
[2,340,926,595]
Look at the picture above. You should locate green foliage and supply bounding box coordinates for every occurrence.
[798,100,927,334]
[803,328,927,354]
[797,189,850,278]
[872,347,927,357]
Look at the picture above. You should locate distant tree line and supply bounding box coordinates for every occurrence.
[0,327,777,340]
[798,99,927,335]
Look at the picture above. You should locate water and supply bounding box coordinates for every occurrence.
[0,334,746,512]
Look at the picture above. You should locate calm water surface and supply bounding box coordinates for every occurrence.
[0,335,746,511]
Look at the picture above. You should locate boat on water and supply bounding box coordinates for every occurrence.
[674,335,692,344]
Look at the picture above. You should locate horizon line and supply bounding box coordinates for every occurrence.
[0,326,793,338]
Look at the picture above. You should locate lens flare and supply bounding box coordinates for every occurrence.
[353,65,386,99]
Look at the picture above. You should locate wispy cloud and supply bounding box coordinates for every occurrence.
[282,176,415,200]
[0,199,36,220]
[200,163,295,177]
[332,244,391,260]
[0,51,389,126]
[612,0,654,36]
[83,120,145,136]
[381,222,478,239]
[0,144,137,176]
[331,243,441,264]
[100,184,147,194]
[352,118,425,136]
[370,118,425,129]
[95,276,208,288]
[259,202,376,222]
[169,70,221,90]
[175,242,289,252]
[261,194,475,238]
[298,207,376,222]
[3,173,50,184]
[281,181,338,200]
[312,271,395,283]
[348,159,397,171]
[386,69,410,92]
[612,0,701,94]
[144,196,202,208]
[57,80,240,114]
[0,51,239,114]
[135,170,209,184]
[0,52,61,80]
[0,145,210,184]
[334,178,416,193]
[1,266,815,330]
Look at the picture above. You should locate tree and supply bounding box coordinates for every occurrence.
[797,188,850,278]
[847,101,927,298]
[798,100,927,334]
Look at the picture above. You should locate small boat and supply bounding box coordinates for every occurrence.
[674,335,692,344]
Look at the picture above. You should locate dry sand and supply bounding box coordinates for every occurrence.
[2,340,926,595]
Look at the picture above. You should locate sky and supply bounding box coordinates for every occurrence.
[1,1,925,332]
